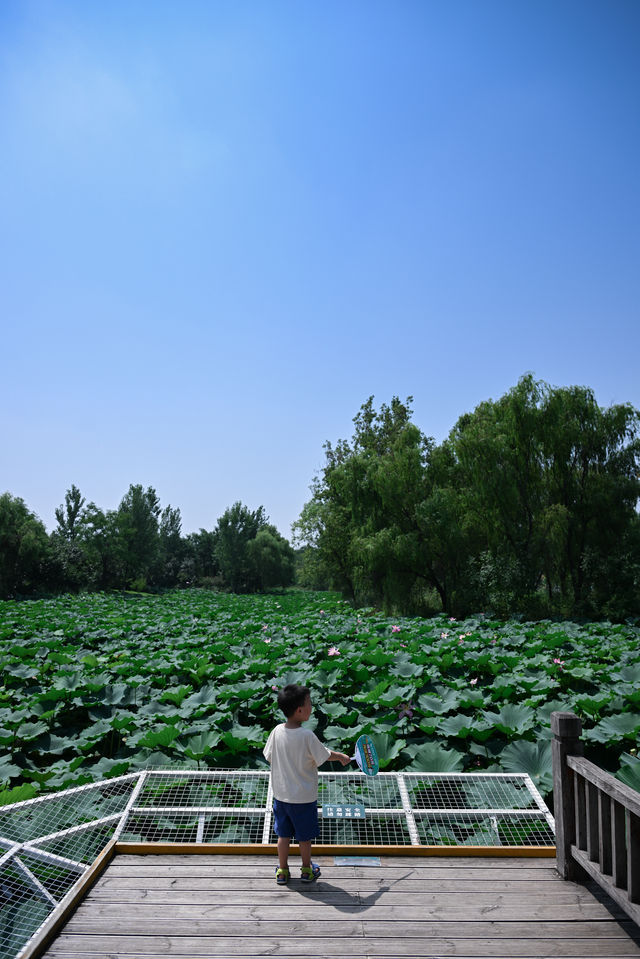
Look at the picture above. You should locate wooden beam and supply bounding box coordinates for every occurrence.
[567,755,640,818]
[551,710,584,881]
[572,844,640,928]
[114,841,555,857]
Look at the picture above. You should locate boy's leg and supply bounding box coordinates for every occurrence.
[277,835,291,870]
[298,840,312,869]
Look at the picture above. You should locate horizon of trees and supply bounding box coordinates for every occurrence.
[293,375,640,622]
[2,375,639,621]
[0,487,295,599]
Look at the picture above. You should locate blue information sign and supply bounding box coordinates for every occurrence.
[322,803,366,819]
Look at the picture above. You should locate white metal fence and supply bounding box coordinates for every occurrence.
[0,769,554,959]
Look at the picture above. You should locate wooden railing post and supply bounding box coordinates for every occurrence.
[551,711,585,880]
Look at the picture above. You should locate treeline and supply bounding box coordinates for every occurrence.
[293,375,640,621]
[0,489,295,599]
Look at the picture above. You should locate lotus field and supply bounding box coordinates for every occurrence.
[1,589,640,807]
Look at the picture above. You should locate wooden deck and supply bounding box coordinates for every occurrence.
[41,853,640,958]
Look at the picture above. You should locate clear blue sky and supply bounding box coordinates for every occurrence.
[2,0,639,539]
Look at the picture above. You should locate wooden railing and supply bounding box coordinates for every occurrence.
[552,710,640,925]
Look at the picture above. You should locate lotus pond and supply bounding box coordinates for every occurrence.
[1,589,639,806]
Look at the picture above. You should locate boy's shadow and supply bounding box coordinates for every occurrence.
[295,873,411,913]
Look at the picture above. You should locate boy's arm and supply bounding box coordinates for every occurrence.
[326,749,351,766]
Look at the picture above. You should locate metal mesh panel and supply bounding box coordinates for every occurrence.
[317,814,412,845]
[415,812,555,846]
[318,774,402,809]
[405,774,538,810]
[0,861,51,959]
[135,771,270,810]
[0,769,554,959]
[32,822,118,866]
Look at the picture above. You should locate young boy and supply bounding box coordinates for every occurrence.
[263,683,350,884]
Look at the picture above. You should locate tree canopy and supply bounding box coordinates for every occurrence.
[295,376,640,620]
[2,375,638,618]
[0,486,294,599]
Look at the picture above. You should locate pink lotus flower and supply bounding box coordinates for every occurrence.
[470,677,478,686]
[441,631,449,639]
[262,625,268,631]
[449,617,457,622]
[264,638,271,644]
[319,610,325,616]
[272,685,279,691]
[391,625,401,633]
[328,646,340,656]
[553,658,565,666]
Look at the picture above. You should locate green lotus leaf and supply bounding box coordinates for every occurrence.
[404,742,464,772]
[390,661,424,679]
[616,753,640,792]
[438,714,474,738]
[573,693,613,718]
[354,680,390,704]
[53,671,84,691]
[367,732,406,769]
[16,721,48,742]
[222,724,266,753]
[563,665,594,680]
[614,664,640,684]
[364,650,395,668]
[37,733,72,755]
[0,755,21,781]
[82,756,131,779]
[322,725,353,745]
[377,685,414,708]
[5,662,38,678]
[102,684,131,705]
[320,702,350,719]
[483,704,535,735]
[136,725,181,749]
[0,783,39,806]
[585,712,640,744]
[535,699,574,725]
[499,739,552,794]
[417,689,461,715]
[181,731,221,761]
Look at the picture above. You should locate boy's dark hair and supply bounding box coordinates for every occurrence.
[277,683,310,718]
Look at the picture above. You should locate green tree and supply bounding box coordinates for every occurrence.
[449,375,640,616]
[539,384,640,613]
[50,485,94,591]
[182,529,220,585]
[116,485,161,589]
[0,493,50,598]
[156,505,184,586]
[54,484,85,540]
[450,375,548,607]
[299,379,640,619]
[296,397,467,613]
[215,502,269,592]
[247,527,295,590]
[76,503,122,589]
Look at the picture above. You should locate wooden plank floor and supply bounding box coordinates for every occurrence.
[41,853,640,958]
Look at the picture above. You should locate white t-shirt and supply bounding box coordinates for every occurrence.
[263,724,332,803]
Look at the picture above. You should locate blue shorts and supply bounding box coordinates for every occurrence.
[272,799,319,841]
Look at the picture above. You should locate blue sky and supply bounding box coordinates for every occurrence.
[2,0,639,539]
